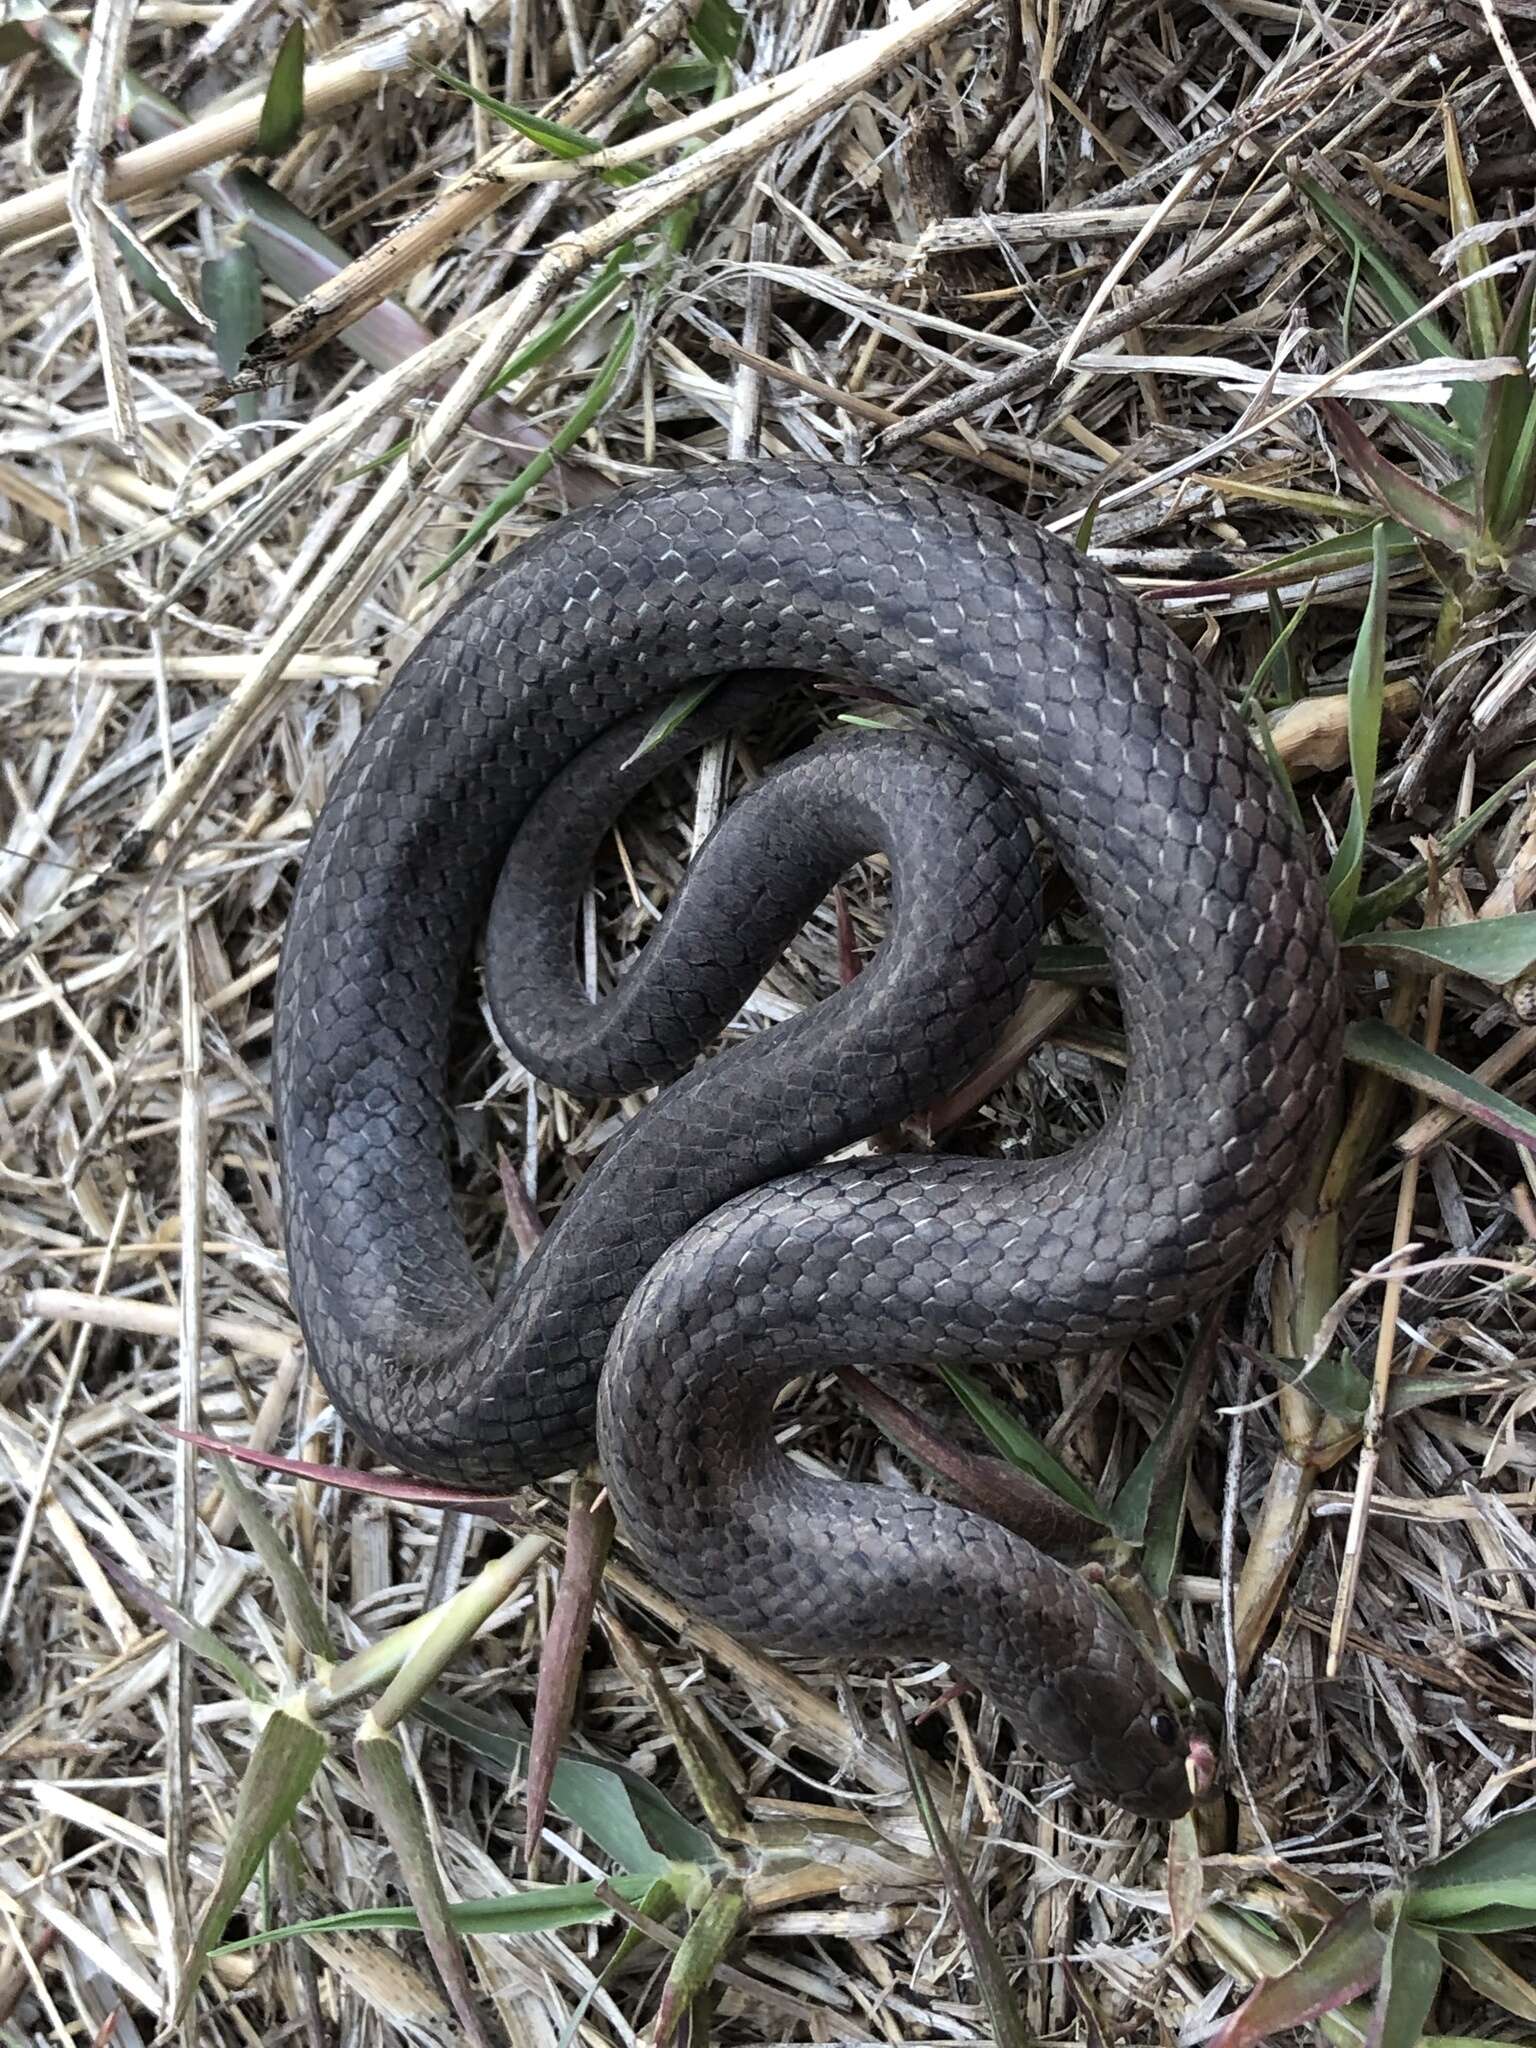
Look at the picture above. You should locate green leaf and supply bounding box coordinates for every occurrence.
[623,681,721,768]
[1349,759,1536,933]
[429,310,638,581]
[1484,268,1536,544]
[1492,383,1536,549]
[1147,520,1416,602]
[647,56,726,97]
[1256,1348,1371,1423]
[1384,398,1477,458]
[1074,480,1109,554]
[936,1364,1107,1523]
[352,250,635,479]
[108,219,192,319]
[1321,400,1481,560]
[178,1704,328,2015]
[1440,1933,1536,2022]
[689,0,743,63]
[554,1873,688,2048]
[93,1551,270,1703]
[891,1684,1031,2048]
[1440,109,1502,364]
[200,246,263,425]
[1295,170,1481,437]
[1346,913,1536,985]
[1345,1019,1536,1155]
[653,1881,745,2046]
[842,1363,1104,1561]
[1368,1898,1441,2048]
[1409,1810,1536,1925]
[418,1695,717,1874]
[356,1724,496,2048]
[1388,1370,1510,1418]
[1476,372,1534,549]
[201,246,262,380]
[433,73,647,185]
[1326,521,1391,930]
[210,1451,333,1658]
[486,251,632,396]
[1253,702,1306,837]
[1241,591,1310,714]
[1110,1352,1200,1548]
[618,56,724,129]
[1210,1897,1387,2048]
[213,1871,672,1954]
[1035,942,1112,984]
[1411,1901,1536,1933]
[256,20,305,157]
[0,21,38,60]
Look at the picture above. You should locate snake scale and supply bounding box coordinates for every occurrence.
[274,463,1343,1817]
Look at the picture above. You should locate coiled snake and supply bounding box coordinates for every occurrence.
[275,463,1343,1818]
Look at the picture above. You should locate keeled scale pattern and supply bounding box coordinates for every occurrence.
[276,462,1343,1816]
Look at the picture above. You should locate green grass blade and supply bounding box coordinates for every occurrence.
[209,1451,333,1659]
[349,250,633,480]
[623,681,720,766]
[93,1550,271,1703]
[257,19,305,157]
[1295,169,1481,438]
[1484,268,1536,543]
[1325,522,1391,929]
[1348,759,1536,932]
[356,1721,497,2047]
[653,1880,746,2045]
[212,1871,672,1954]
[1439,1933,1536,2023]
[1208,1897,1386,2048]
[201,245,263,426]
[433,71,647,184]
[1441,108,1503,363]
[177,1704,328,2015]
[890,1685,1032,2048]
[1382,399,1477,458]
[419,1694,717,1872]
[483,248,634,396]
[1243,590,1307,712]
[936,1364,1107,1523]
[1254,705,1306,836]
[428,312,637,583]
[689,0,744,62]
[1320,400,1481,557]
[1345,1019,1536,1154]
[1346,913,1536,985]
[1410,1810,1536,1924]
[1369,1899,1443,2048]
[1251,1348,1370,1423]
[1145,520,1415,602]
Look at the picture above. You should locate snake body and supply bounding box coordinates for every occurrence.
[275,463,1343,1817]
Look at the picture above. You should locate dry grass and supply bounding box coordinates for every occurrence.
[3,1,1536,2043]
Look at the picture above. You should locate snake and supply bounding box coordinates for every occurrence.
[274,461,1343,1820]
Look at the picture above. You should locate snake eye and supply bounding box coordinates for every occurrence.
[1149,1710,1180,1748]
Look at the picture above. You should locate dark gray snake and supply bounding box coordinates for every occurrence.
[275,462,1343,1819]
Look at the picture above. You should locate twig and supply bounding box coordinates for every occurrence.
[0,3,506,250]
[65,0,143,471]
[131,0,991,860]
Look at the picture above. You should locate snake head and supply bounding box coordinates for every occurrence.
[1104,1703,1217,1818]
[1043,1690,1214,1818]
[1015,1645,1218,1819]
